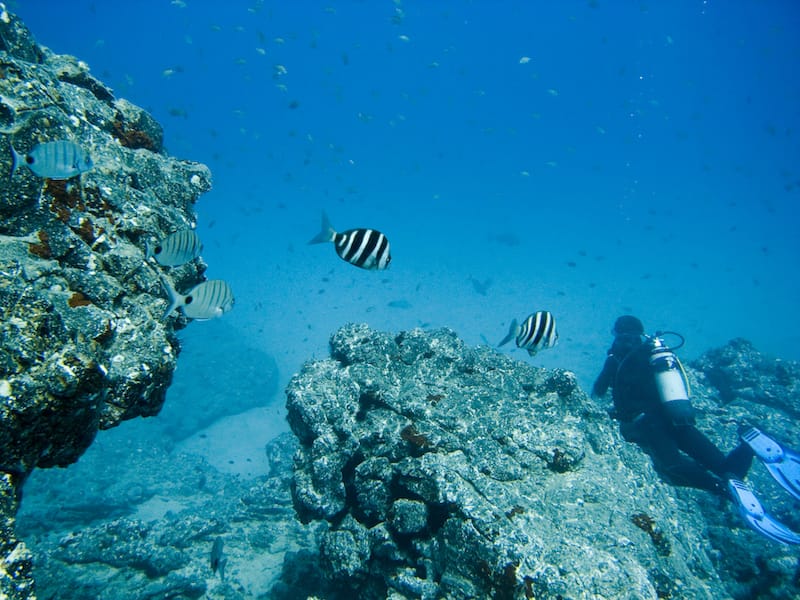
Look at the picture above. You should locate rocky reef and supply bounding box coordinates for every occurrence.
[0,9,218,597]
[282,324,800,599]
[688,338,800,599]
[12,324,799,599]
[16,425,312,600]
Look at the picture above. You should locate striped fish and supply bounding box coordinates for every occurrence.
[498,310,559,356]
[160,276,234,320]
[146,229,203,267]
[308,211,391,270]
[10,140,93,180]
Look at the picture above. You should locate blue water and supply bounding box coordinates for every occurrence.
[15,0,800,395]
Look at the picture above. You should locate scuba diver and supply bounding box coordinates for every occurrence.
[592,315,800,544]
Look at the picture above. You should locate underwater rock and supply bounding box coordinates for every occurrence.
[15,422,316,600]
[54,518,192,578]
[0,10,215,598]
[284,323,733,599]
[691,337,800,418]
[689,339,800,599]
[0,474,34,600]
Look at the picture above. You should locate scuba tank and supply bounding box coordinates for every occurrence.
[646,332,695,425]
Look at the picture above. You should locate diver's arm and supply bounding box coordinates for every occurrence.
[591,355,617,399]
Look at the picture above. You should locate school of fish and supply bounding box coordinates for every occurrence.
[8,140,558,352]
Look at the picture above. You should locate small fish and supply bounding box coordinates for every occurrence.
[388,299,412,309]
[10,140,93,180]
[498,311,558,356]
[309,212,391,270]
[160,276,234,320]
[168,107,188,118]
[488,232,521,247]
[146,229,202,267]
[210,536,227,580]
[468,276,492,296]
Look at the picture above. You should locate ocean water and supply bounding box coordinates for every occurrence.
[9,0,800,596]
[13,0,800,400]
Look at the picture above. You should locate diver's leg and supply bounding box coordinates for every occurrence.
[671,424,728,475]
[671,424,754,478]
[643,419,725,494]
[723,442,755,479]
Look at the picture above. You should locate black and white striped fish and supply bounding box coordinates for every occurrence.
[498,310,558,356]
[160,276,234,321]
[308,211,391,270]
[10,140,93,180]
[146,229,203,267]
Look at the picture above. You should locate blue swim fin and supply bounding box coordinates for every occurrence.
[728,479,800,545]
[741,427,800,502]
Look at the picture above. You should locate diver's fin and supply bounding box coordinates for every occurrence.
[728,479,800,545]
[308,211,336,245]
[497,319,518,348]
[741,427,800,501]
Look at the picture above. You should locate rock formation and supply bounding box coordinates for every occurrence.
[0,10,215,597]
[16,426,310,600]
[12,326,800,599]
[282,324,800,599]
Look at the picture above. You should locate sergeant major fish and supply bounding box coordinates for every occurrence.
[160,276,234,320]
[498,310,558,356]
[309,211,391,270]
[146,229,203,267]
[10,140,93,180]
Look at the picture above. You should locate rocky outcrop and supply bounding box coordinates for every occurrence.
[691,337,800,419]
[688,340,800,600]
[17,325,798,599]
[16,426,312,600]
[0,10,216,598]
[284,324,743,599]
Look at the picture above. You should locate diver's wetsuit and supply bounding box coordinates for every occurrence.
[593,335,753,495]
